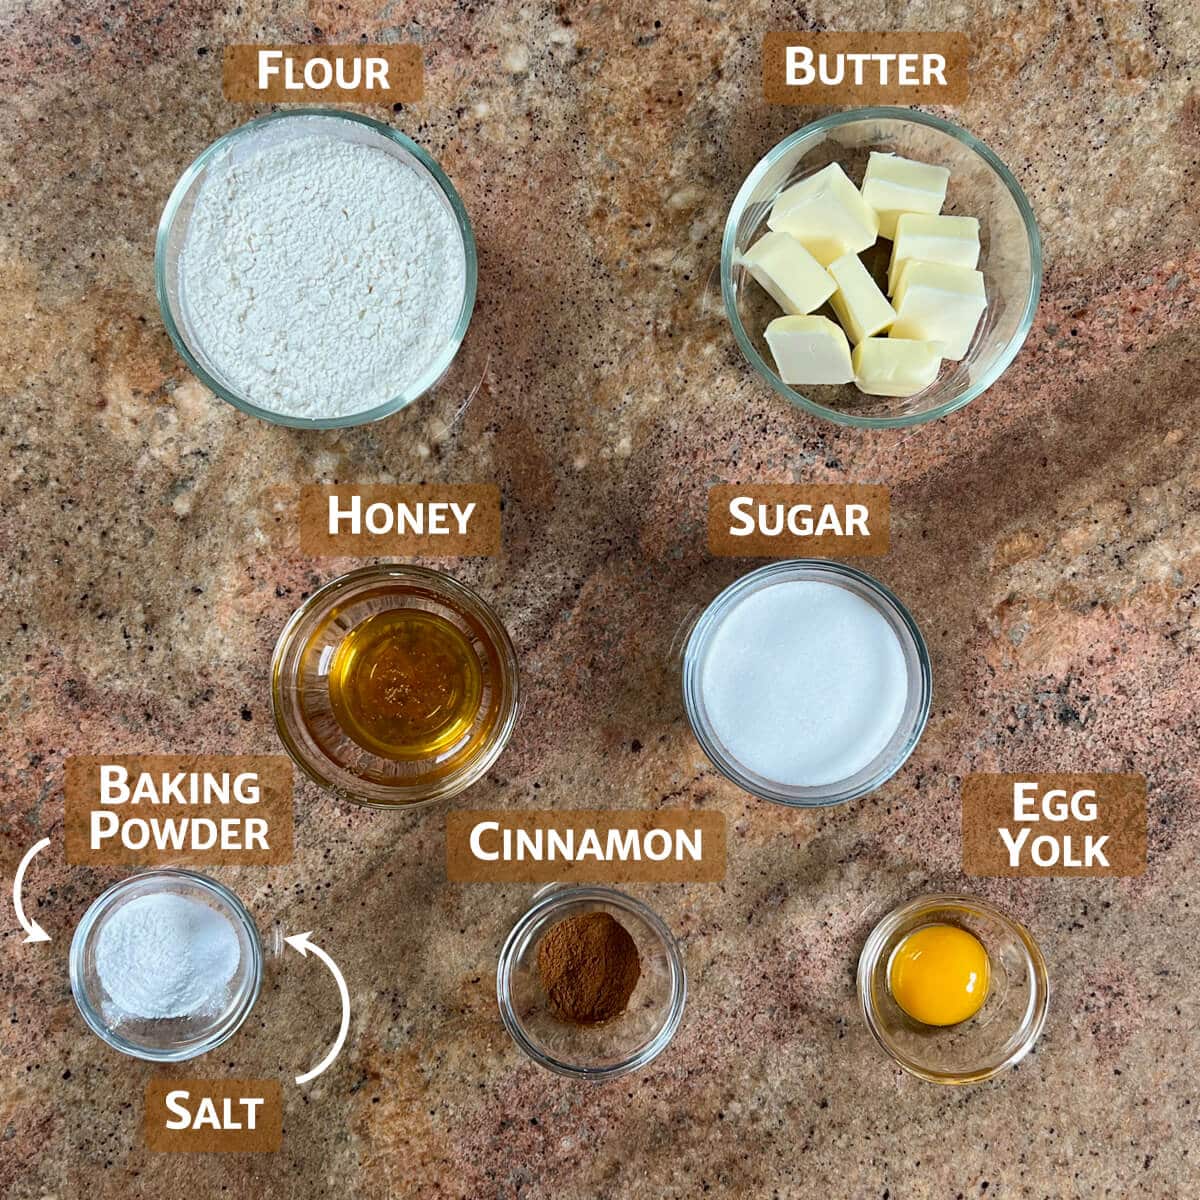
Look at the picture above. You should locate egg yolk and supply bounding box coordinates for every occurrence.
[888,924,990,1027]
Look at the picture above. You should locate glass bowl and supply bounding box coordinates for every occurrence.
[682,560,931,807]
[271,564,519,809]
[722,107,1042,427]
[858,894,1049,1084]
[155,108,477,429]
[497,886,686,1081]
[69,869,263,1062]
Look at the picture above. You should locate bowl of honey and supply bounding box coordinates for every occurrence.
[271,565,519,808]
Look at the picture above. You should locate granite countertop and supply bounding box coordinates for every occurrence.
[2,2,1199,1197]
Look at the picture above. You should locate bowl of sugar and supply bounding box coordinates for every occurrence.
[156,109,477,428]
[682,560,931,806]
[722,107,1041,427]
[69,869,263,1061]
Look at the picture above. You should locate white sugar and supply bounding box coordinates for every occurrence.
[179,132,466,420]
[95,892,241,1020]
[699,579,909,787]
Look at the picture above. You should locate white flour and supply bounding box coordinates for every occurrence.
[96,892,241,1020]
[179,132,466,420]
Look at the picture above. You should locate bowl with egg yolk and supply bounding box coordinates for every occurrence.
[857,894,1048,1084]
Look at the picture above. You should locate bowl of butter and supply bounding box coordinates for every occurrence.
[721,107,1041,428]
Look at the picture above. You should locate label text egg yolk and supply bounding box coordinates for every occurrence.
[888,924,990,1027]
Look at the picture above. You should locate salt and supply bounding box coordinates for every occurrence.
[698,579,909,787]
[95,892,241,1021]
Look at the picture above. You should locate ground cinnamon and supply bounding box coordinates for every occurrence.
[536,911,641,1024]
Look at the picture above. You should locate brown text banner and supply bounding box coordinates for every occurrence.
[447,810,726,883]
[224,44,423,103]
[145,1080,283,1152]
[708,484,889,557]
[962,773,1146,877]
[65,755,294,867]
[300,484,501,557]
[763,33,969,105]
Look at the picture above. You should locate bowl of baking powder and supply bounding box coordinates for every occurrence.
[156,109,477,428]
[69,868,263,1061]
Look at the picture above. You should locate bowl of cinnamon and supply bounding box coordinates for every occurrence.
[496,885,686,1080]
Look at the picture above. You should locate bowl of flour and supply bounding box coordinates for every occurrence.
[69,869,263,1061]
[156,110,476,427]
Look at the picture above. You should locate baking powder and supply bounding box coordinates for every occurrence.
[179,130,466,420]
[96,892,241,1020]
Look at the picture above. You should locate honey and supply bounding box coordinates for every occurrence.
[273,565,519,806]
[327,608,482,760]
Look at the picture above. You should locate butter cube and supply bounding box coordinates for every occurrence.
[827,252,897,344]
[764,315,855,386]
[862,152,950,240]
[852,337,942,397]
[741,231,837,315]
[891,262,988,360]
[888,213,980,294]
[767,163,879,267]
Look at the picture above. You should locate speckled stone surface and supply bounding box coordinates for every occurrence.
[2,2,1199,1196]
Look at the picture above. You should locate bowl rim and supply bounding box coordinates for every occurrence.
[856,892,1050,1084]
[720,105,1043,429]
[154,107,478,430]
[270,563,520,810]
[681,559,932,808]
[496,885,687,1081]
[68,867,264,1062]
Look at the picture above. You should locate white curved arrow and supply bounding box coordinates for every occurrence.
[13,838,51,944]
[285,931,350,1085]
